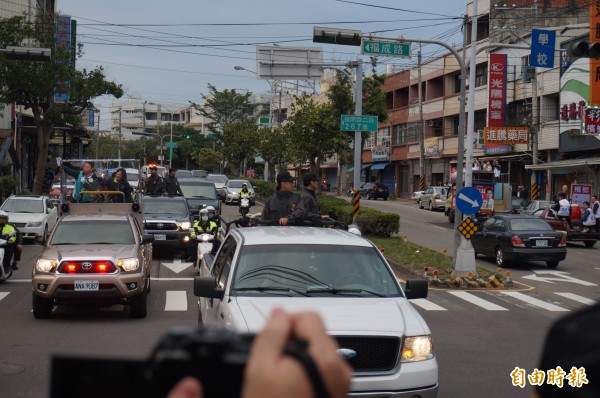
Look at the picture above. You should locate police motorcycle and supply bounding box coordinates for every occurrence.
[0,232,20,283]
[193,208,222,271]
[239,196,252,217]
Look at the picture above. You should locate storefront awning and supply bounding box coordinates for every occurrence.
[370,162,388,171]
[346,163,371,173]
[525,157,600,171]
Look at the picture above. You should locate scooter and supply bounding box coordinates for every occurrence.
[239,197,252,217]
[0,238,12,283]
[195,233,215,270]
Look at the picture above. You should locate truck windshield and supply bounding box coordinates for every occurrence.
[51,221,135,245]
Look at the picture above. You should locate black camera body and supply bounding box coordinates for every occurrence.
[51,327,253,398]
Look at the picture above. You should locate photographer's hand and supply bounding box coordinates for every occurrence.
[243,309,351,398]
[167,377,202,398]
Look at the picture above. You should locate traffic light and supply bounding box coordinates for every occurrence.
[313,26,362,46]
[185,134,191,139]
[568,41,600,59]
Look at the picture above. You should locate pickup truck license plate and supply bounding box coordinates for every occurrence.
[75,280,99,291]
[154,234,167,240]
[535,240,548,247]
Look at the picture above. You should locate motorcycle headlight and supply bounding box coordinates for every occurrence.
[179,221,191,230]
[199,234,211,242]
[117,258,139,271]
[36,259,57,272]
[401,335,434,362]
[27,221,43,227]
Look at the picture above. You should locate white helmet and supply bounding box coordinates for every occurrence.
[206,206,215,214]
[199,208,209,215]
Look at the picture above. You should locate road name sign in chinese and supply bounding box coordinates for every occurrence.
[530,29,556,68]
[361,39,411,58]
[341,115,378,132]
[484,126,529,145]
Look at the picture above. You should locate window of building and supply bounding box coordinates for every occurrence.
[364,132,375,148]
[145,112,157,121]
[521,55,530,68]
[377,127,390,146]
[475,63,488,87]
[453,73,461,93]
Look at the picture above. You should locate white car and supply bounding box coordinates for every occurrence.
[194,226,438,397]
[223,179,255,204]
[1,195,58,244]
[411,190,426,203]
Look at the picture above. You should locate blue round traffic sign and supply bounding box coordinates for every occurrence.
[455,187,483,215]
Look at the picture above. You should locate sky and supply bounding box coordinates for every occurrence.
[55,0,469,128]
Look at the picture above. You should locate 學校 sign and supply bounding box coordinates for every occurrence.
[530,29,556,68]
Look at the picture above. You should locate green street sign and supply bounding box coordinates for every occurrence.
[341,115,378,132]
[362,39,411,58]
[165,142,178,149]
[207,133,216,139]
[259,117,271,124]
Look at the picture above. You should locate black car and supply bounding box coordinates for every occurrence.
[178,178,221,215]
[470,214,567,269]
[142,195,193,250]
[358,182,390,200]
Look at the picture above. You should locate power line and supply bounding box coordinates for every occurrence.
[333,0,462,19]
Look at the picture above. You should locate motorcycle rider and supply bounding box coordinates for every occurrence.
[0,211,17,274]
[262,170,304,226]
[238,183,252,214]
[205,205,220,228]
[185,208,221,262]
[145,166,165,195]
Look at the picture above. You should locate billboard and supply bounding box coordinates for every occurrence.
[257,46,323,81]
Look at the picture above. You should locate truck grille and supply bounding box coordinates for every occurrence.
[335,336,400,372]
[145,222,178,231]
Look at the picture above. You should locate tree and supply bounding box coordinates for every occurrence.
[192,147,221,172]
[0,15,123,194]
[284,94,342,175]
[256,126,288,175]
[190,84,257,163]
[222,122,258,175]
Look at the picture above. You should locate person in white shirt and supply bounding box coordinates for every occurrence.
[555,192,572,229]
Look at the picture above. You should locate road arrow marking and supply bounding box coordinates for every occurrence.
[522,271,597,286]
[458,193,480,207]
[0,292,9,302]
[161,258,193,274]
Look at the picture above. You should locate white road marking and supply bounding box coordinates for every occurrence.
[161,259,194,274]
[447,291,508,311]
[522,271,597,286]
[165,291,188,311]
[554,292,597,306]
[0,292,10,301]
[151,277,194,281]
[410,298,447,311]
[433,226,448,231]
[500,292,569,312]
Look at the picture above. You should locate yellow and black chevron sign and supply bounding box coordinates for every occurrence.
[458,217,478,239]
[352,191,361,217]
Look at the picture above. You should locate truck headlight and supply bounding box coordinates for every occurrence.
[179,221,191,230]
[401,335,433,362]
[36,259,57,272]
[117,258,139,271]
[27,221,43,227]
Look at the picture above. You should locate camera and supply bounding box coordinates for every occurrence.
[51,327,253,398]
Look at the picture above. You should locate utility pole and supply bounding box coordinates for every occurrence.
[157,104,163,166]
[118,107,122,161]
[95,110,100,159]
[353,60,363,201]
[530,70,539,200]
[418,45,425,192]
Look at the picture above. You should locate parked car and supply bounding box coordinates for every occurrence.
[0,195,58,244]
[142,195,192,250]
[207,174,228,201]
[31,203,154,318]
[419,186,448,211]
[411,190,425,203]
[223,179,256,204]
[357,182,390,200]
[470,214,567,268]
[175,169,193,178]
[520,200,553,215]
[194,225,437,396]
[533,206,599,248]
[178,178,221,215]
[511,196,528,213]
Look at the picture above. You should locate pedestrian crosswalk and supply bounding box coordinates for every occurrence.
[0,287,597,313]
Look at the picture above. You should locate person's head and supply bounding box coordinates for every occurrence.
[276,170,295,192]
[114,168,126,181]
[486,189,493,198]
[241,183,248,191]
[199,208,209,223]
[169,168,176,176]
[561,185,568,193]
[583,201,590,209]
[149,166,158,175]
[0,210,8,226]
[592,195,598,203]
[82,162,94,175]
[205,206,215,218]
[303,172,319,189]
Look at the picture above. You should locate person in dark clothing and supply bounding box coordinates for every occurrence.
[300,172,328,226]
[145,166,165,195]
[164,168,183,196]
[261,170,304,225]
[102,168,134,203]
